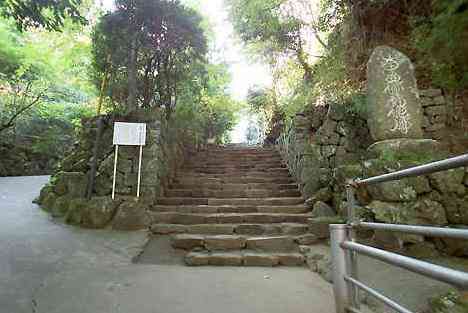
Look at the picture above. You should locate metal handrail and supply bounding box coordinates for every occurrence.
[344,276,413,313]
[355,153,468,186]
[342,241,468,289]
[330,153,468,313]
[358,222,468,240]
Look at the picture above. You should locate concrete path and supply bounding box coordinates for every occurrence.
[0,176,336,313]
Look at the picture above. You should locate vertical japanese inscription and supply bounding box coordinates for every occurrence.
[382,55,411,134]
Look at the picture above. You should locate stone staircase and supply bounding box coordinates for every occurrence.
[149,145,315,266]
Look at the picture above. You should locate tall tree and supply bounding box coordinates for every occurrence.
[226,0,319,81]
[91,0,207,116]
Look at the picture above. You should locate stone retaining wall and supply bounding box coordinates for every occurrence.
[35,109,201,230]
[420,88,447,139]
[277,92,468,258]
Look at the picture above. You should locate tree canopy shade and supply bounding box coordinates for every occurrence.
[91,0,208,116]
[0,0,86,31]
[226,0,317,81]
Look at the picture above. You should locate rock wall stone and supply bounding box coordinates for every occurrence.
[277,103,372,215]
[420,88,447,139]
[278,100,468,257]
[35,108,202,229]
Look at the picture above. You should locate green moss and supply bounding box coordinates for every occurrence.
[430,291,468,313]
[310,216,346,224]
[379,149,436,165]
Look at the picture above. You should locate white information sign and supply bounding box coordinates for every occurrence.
[112,122,147,200]
[113,122,147,146]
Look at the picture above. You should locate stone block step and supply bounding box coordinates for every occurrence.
[174,176,295,184]
[171,234,304,252]
[184,163,286,171]
[150,222,309,236]
[150,205,309,214]
[157,197,304,206]
[150,212,312,225]
[207,197,304,206]
[195,151,279,157]
[184,251,306,267]
[188,157,283,164]
[177,171,291,179]
[183,168,290,175]
[164,189,301,198]
[185,161,284,168]
[169,183,299,191]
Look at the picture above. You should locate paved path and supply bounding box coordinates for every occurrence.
[0,176,336,313]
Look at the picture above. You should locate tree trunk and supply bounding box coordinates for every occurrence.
[127,36,138,113]
[297,42,313,82]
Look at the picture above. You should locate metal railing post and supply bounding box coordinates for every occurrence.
[331,224,351,313]
[346,182,360,309]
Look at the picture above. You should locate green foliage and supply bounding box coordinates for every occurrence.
[226,0,314,79]
[174,63,242,144]
[0,14,97,171]
[91,0,208,115]
[430,291,468,313]
[0,0,87,31]
[412,0,468,92]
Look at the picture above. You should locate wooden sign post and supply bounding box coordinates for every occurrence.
[112,122,147,200]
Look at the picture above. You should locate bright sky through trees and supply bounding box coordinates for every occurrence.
[99,0,271,142]
[100,0,272,102]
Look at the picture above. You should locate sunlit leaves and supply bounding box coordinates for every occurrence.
[0,0,87,31]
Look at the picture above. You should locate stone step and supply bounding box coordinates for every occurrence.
[150,212,312,225]
[174,176,295,184]
[184,251,306,267]
[156,197,304,206]
[195,151,279,156]
[182,168,290,175]
[185,163,286,170]
[169,183,299,191]
[176,171,291,178]
[188,157,283,164]
[164,189,301,198]
[151,205,309,214]
[186,161,284,168]
[150,222,309,236]
[171,234,317,252]
[207,197,304,206]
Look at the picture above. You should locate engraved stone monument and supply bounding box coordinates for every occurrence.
[367,46,423,141]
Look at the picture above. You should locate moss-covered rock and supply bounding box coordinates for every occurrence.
[112,198,151,231]
[368,199,447,226]
[429,291,468,313]
[41,192,58,212]
[64,198,88,225]
[430,169,466,195]
[81,197,122,229]
[53,172,87,198]
[51,195,71,217]
[35,184,54,204]
[367,138,446,161]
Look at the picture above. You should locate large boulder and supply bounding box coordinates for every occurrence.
[368,200,448,226]
[112,198,151,231]
[367,46,423,141]
[311,201,336,218]
[367,138,447,161]
[53,172,87,198]
[64,198,88,225]
[81,197,121,228]
[429,169,465,195]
